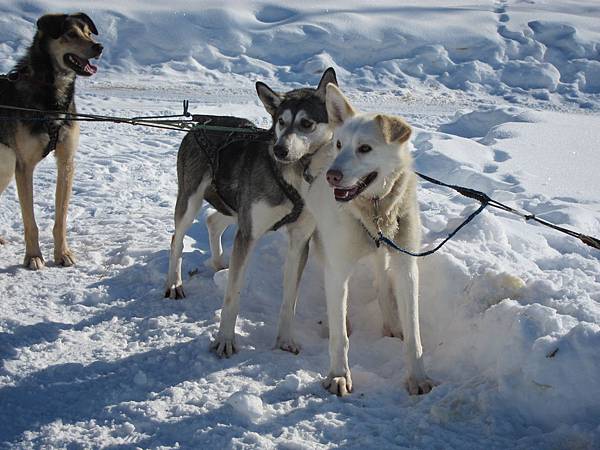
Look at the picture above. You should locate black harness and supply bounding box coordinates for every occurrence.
[190,115,305,232]
[1,69,71,158]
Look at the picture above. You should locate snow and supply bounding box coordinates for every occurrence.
[1,1,600,448]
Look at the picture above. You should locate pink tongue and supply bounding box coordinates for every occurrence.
[84,63,97,75]
[335,188,353,199]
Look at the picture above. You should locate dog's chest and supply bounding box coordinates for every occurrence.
[305,176,375,258]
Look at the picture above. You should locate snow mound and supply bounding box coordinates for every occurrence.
[226,392,265,423]
[439,106,534,138]
[1,1,600,109]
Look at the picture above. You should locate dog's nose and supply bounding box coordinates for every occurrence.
[273,144,288,159]
[92,43,103,55]
[326,169,344,186]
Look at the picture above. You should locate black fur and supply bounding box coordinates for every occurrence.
[0,24,77,148]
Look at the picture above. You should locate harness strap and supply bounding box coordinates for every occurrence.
[43,124,61,158]
[2,71,70,159]
[269,156,305,231]
[367,171,600,256]
[191,125,237,215]
[189,120,304,231]
[361,193,489,256]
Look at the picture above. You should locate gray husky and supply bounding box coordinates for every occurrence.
[165,68,337,356]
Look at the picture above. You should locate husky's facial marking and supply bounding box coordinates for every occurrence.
[272,108,330,163]
[275,109,293,135]
[325,84,413,203]
[40,13,103,77]
[256,67,339,164]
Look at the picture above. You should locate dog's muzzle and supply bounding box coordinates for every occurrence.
[273,144,288,160]
[92,43,104,57]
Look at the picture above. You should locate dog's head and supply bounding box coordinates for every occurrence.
[36,13,103,77]
[256,68,338,163]
[325,83,413,203]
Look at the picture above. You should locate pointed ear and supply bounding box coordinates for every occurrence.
[37,14,68,39]
[326,83,355,128]
[316,67,338,100]
[71,12,99,35]
[375,114,412,144]
[256,82,281,117]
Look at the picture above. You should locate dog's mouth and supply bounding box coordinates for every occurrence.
[63,54,97,76]
[333,172,378,202]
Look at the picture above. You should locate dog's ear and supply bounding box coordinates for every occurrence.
[256,82,281,117]
[71,12,99,35]
[326,83,355,127]
[37,14,68,39]
[375,114,412,144]
[316,67,338,100]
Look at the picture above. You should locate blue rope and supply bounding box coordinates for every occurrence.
[375,202,488,257]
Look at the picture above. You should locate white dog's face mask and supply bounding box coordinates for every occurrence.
[325,84,413,202]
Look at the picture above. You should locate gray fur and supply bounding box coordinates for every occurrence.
[165,68,338,357]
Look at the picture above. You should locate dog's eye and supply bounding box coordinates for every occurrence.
[278,118,285,127]
[300,119,314,129]
[336,140,342,150]
[358,144,372,153]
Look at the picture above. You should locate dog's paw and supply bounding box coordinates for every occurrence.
[24,254,45,270]
[211,335,237,358]
[0,236,6,245]
[323,372,353,396]
[164,285,186,300]
[275,336,301,355]
[405,375,437,396]
[55,251,75,267]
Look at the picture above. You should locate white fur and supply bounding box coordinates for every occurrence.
[211,199,315,357]
[205,210,235,271]
[299,84,436,396]
[166,180,210,298]
[0,145,16,194]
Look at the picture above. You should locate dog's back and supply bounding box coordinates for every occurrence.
[175,117,282,219]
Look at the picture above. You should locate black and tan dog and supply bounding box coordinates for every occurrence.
[0,13,103,269]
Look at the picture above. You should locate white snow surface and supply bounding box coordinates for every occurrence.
[1,1,600,449]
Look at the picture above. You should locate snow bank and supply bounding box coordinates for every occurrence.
[1,1,600,110]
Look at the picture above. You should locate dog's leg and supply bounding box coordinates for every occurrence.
[322,262,353,396]
[0,147,16,245]
[53,138,77,267]
[275,219,314,354]
[375,253,403,339]
[211,229,255,357]
[206,210,235,270]
[15,162,44,269]
[390,254,435,395]
[165,181,207,299]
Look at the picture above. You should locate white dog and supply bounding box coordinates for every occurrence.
[301,84,436,396]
